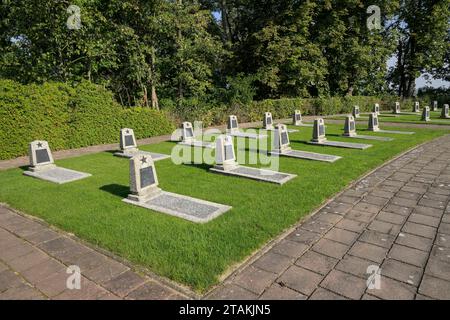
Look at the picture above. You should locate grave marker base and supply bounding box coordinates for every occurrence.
[123,191,231,223]
[342,134,394,141]
[376,129,415,135]
[228,131,267,140]
[270,150,341,163]
[210,165,296,185]
[114,150,170,161]
[24,167,91,184]
[308,140,372,150]
[177,140,215,149]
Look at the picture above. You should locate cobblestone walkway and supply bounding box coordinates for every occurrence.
[207,134,450,300]
[0,207,188,300]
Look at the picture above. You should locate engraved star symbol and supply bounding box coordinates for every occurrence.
[37,142,43,148]
[140,156,147,164]
[126,130,130,134]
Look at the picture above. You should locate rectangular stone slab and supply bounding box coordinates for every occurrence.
[377,130,415,135]
[308,140,372,150]
[24,167,91,184]
[229,131,267,140]
[114,150,170,161]
[342,135,394,141]
[123,191,231,223]
[210,165,296,185]
[270,150,341,163]
[178,140,215,149]
[293,123,313,127]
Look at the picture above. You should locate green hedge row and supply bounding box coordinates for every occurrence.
[0,80,175,160]
[170,95,426,127]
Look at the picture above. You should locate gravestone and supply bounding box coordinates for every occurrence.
[441,104,449,119]
[432,101,438,111]
[115,128,170,161]
[413,101,420,113]
[227,115,239,133]
[127,155,162,202]
[24,141,91,184]
[27,140,55,172]
[373,103,380,115]
[353,106,360,118]
[393,102,401,114]
[263,112,274,130]
[210,135,297,184]
[213,135,239,172]
[343,115,357,137]
[270,124,341,162]
[226,115,267,139]
[272,124,291,153]
[123,155,231,223]
[421,106,430,122]
[368,113,380,132]
[293,110,302,126]
[312,118,327,143]
[178,122,215,149]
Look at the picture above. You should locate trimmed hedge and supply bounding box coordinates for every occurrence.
[169,95,424,127]
[0,80,175,160]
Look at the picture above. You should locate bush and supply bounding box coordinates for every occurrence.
[0,80,175,160]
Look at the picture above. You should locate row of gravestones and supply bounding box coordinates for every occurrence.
[353,101,449,121]
[25,104,438,223]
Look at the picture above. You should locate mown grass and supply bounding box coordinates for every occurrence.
[0,123,447,292]
[327,111,450,125]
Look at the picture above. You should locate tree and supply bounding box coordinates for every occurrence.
[389,0,450,97]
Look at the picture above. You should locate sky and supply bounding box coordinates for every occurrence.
[387,56,450,90]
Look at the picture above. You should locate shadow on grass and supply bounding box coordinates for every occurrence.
[100,184,129,198]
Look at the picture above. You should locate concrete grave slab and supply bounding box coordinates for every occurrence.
[123,154,231,223]
[114,128,170,160]
[210,135,296,185]
[270,124,341,162]
[308,119,372,150]
[342,115,393,142]
[367,113,415,135]
[23,141,91,184]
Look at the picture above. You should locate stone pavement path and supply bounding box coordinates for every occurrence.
[207,134,450,300]
[0,206,188,300]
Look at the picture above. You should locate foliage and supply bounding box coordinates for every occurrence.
[0,80,174,160]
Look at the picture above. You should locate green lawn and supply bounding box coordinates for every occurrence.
[327,111,450,125]
[0,124,448,292]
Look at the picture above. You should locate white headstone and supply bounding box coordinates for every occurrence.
[353,106,360,118]
[343,116,357,137]
[120,128,138,152]
[413,101,420,113]
[214,135,238,171]
[374,103,380,115]
[422,106,430,122]
[432,101,438,111]
[441,104,449,119]
[127,155,161,202]
[293,110,303,126]
[28,140,56,172]
[227,115,239,133]
[181,122,195,143]
[368,113,380,131]
[273,124,291,153]
[393,102,401,114]
[263,112,274,130]
[312,118,327,143]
